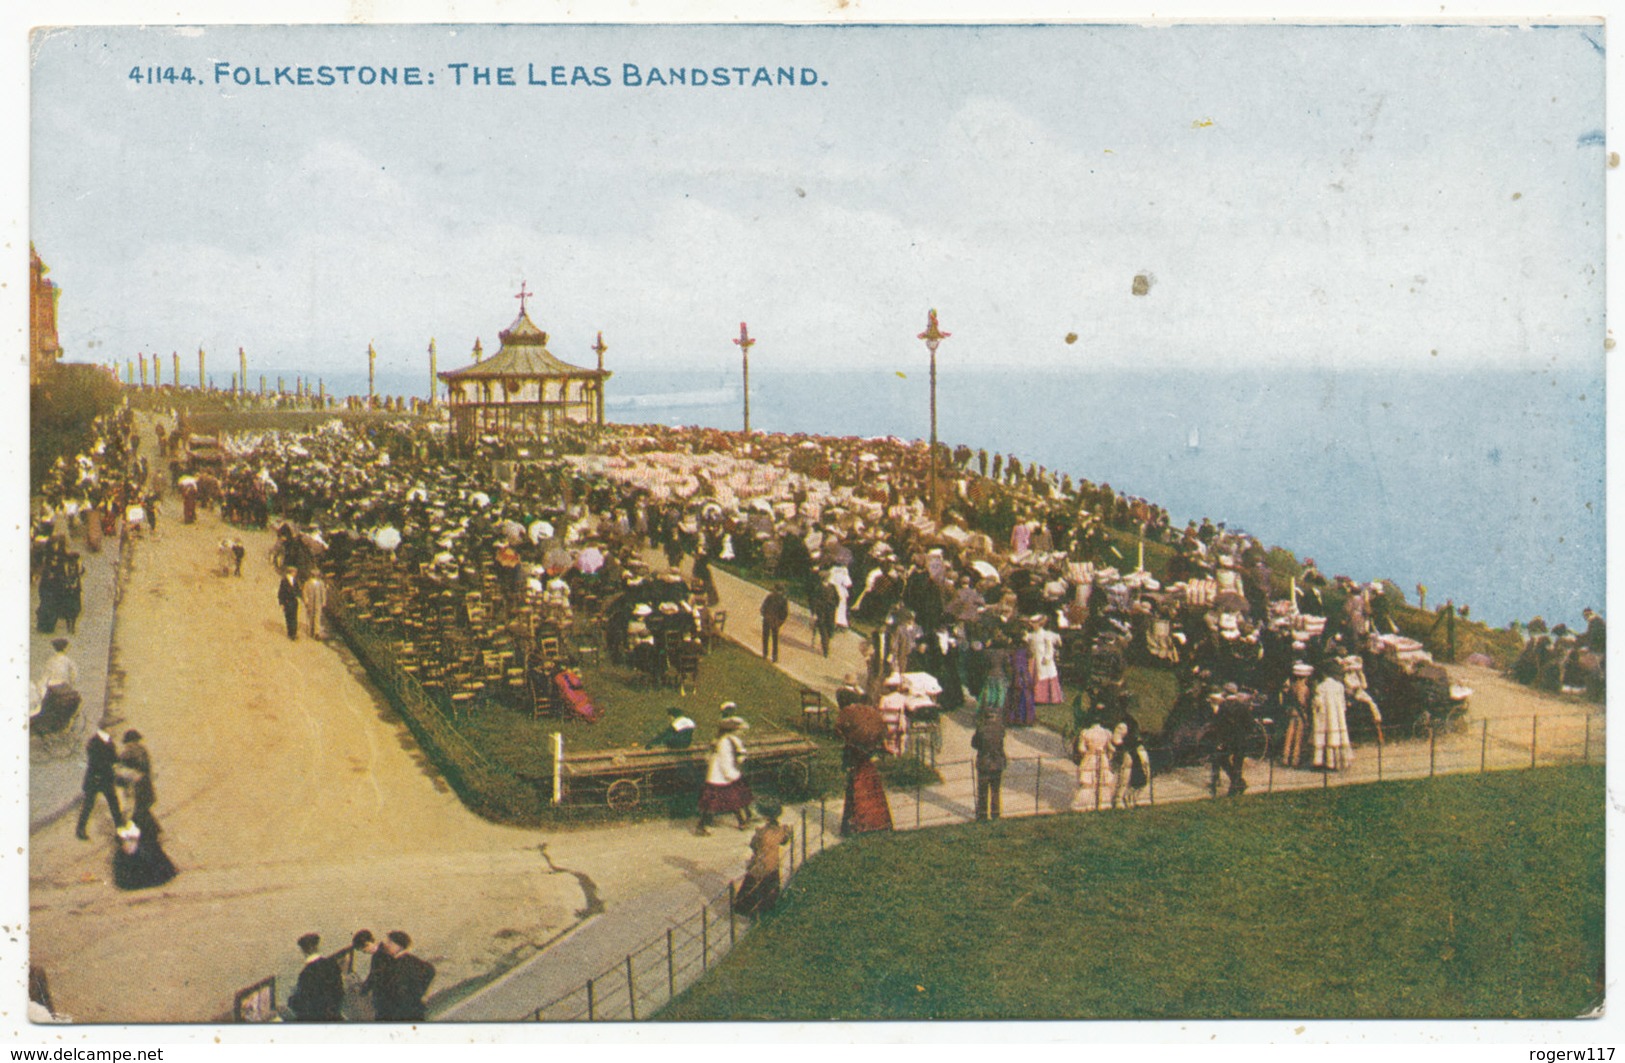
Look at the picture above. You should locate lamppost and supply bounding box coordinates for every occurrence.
[917,308,951,524]
[734,322,755,435]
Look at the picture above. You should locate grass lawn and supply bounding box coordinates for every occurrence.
[662,765,1604,1020]
[455,639,938,819]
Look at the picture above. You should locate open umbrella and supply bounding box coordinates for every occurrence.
[576,546,605,574]
[499,519,525,543]
[373,526,402,552]
[971,559,1000,581]
[528,520,555,544]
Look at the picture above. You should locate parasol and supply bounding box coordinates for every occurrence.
[529,520,555,544]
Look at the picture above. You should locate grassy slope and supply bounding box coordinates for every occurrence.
[662,765,1604,1021]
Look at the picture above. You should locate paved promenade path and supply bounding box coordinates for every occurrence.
[27,508,765,1023]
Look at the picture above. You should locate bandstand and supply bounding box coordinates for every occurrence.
[440,285,610,451]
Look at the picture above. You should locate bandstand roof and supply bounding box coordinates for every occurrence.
[439,307,609,382]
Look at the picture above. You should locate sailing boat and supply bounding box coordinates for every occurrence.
[1187,426,1201,451]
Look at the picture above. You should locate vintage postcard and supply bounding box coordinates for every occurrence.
[13,6,1615,1050]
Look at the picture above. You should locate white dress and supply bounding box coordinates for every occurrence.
[1312,677,1353,769]
[827,565,853,628]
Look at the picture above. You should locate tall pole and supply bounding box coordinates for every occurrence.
[428,338,438,406]
[917,309,951,524]
[138,352,148,387]
[172,352,180,389]
[197,346,206,390]
[368,341,377,409]
[153,353,161,388]
[591,331,608,428]
[733,322,755,435]
[239,347,247,395]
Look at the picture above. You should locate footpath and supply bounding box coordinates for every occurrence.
[29,511,130,832]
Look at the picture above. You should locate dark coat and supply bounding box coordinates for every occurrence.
[376,952,435,1021]
[971,713,1007,774]
[759,591,789,628]
[83,733,118,792]
[289,955,345,1022]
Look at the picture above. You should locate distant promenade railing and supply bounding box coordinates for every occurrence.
[510,708,1603,1022]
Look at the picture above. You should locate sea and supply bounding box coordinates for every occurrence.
[275,364,1605,630]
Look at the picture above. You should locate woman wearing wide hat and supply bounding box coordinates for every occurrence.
[696,713,753,836]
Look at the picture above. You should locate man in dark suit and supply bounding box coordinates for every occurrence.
[288,933,344,1022]
[277,567,300,640]
[375,931,435,1021]
[351,929,392,1020]
[75,729,121,840]
[759,585,789,663]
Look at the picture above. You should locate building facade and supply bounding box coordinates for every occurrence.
[30,245,63,384]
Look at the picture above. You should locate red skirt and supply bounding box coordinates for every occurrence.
[699,777,753,814]
[842,761,893,835]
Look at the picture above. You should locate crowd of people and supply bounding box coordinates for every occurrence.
[285,929,435,1023]
[1511,609,1606,701]
[145,413,1511,807]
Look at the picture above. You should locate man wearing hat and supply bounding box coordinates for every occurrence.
[75,726,121,840]
[301,569,328,639]
[277,567,301,640]
[759,584,789,663]
[1277,662,1314,768]
[1206,685,1254,797]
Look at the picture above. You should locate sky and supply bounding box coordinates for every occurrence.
[29,22,1607,384]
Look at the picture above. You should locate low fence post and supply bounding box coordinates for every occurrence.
[1481,718,1489,773]
[1531,716,1538,769]
[587,978,596,1022]
[1034,757,1042,814]
[1148,754,1156,805]
[819,795,826,850]
[801,807,808,865]
[1584,715,1591,764]
[1429,722,1436,778]
[1267,754,1274,794]
[728,883,737,945]
[1375,739,1382,782]
[666,928,675,1001]
[701,906,709,972]
[626,955,637,1021]
[915,782,922,828]
[1322,762,1329,791]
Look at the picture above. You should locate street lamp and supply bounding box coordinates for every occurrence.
[917,308,951,524]
[734,322,756,435]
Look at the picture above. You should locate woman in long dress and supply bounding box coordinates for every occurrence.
[980,638,1011,713]
[1006,641,1037,727]
[1312,661,1354,771]
[733,800,794,916]
[1109,717,1152,809]
[1074,721,1115,810]
[827,564,853,628]
[1027,617,1064,706]
[835,700,893,835]
[111,820,177,891]
[695,717,753,836]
